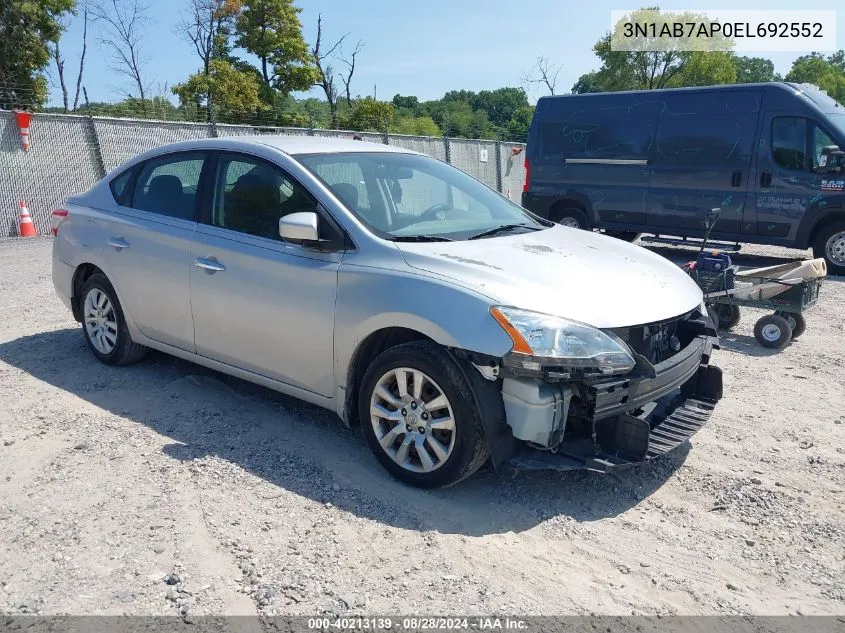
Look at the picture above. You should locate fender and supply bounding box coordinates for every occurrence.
[332,264,514,420]
[795,198,845,249]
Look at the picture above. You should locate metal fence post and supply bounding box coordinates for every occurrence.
[444,137,452,164]
[83,87,107,178]
[382,130,390,145]
[494,142,503,193]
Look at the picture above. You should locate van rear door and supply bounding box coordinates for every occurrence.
[646,90,762,238]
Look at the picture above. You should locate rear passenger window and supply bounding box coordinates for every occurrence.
[109,169,135,206]
[131,153,206,220]
[772,117,807,171]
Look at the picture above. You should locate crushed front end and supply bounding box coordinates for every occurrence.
[477,305,723,472]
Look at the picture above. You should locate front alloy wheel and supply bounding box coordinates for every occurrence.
[370,367,456,473]
[358,341,490,488]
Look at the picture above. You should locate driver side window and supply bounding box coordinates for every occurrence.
[813,125,836,170]
[211,154,318,240]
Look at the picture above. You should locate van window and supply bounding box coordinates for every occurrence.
[654,113,756,167]
[772,117,807,171]
[813,125,836,170]
[539,100,658,161]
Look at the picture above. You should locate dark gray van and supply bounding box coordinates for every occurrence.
[521,83,845,274]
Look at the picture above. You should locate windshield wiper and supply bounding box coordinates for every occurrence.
[391,235,453,242]
[467,223,541,240]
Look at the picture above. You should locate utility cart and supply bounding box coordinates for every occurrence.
[683,209,827,350]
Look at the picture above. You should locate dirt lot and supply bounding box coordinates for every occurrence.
[0,237,843,618]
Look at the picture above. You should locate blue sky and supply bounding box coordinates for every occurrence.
[49,0,843,107]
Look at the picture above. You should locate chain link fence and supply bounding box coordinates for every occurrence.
[0,111,526,237]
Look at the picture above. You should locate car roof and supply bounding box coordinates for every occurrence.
[142,134,418,157]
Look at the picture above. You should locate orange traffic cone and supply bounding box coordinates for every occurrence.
[18,201,37,237]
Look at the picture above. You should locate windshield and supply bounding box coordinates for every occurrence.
[295,152,546,240]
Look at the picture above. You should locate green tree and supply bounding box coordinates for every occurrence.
[671,51,736,87]
[341,97,394,132]
[785,52,845,103]
[505,105,534,143]
[391,94,420,114]
[0,0,76,109]
[470,87,529,129]
[235,0,317,98]
[572,7,734,93]
[172,59,264,121]
[732,56,775,83]
[392,115,441,136]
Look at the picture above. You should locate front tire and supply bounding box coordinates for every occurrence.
[753,314,792,350]
[812,221,845,276]
[80,273,147,365]
[775,311,807,339]
[358,341,489,488]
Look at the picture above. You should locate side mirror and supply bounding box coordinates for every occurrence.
[279,212,319,243]
[818,145,844,174]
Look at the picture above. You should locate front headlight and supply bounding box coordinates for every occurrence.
[490,306,636,375]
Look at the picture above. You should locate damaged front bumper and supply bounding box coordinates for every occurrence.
[499,332,723,473]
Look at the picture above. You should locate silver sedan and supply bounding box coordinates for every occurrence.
[52,136,723,488]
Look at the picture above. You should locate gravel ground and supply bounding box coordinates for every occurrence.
[0,237,843,618]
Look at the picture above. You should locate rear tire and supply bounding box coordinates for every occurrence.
[358,341,489,488]
[551,206,589,230]
[753,314,792,350]
[80,273,147,366]
[812,221,845,276]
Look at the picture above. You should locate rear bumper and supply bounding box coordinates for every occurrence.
[504,334,722,472]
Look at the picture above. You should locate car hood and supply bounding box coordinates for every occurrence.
[395,226,703,329]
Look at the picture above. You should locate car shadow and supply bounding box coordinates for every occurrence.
[0,327,690,537]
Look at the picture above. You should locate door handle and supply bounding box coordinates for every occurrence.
[193,258,226,272]
[760,171,773,188]
[731,170,742,187]
[107,237,129,250]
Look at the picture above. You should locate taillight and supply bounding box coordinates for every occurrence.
[51,209,68,236]
[523,158,530,193]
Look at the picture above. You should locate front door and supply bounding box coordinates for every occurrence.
[189,152,342,397]
[99,151,208,351]
[646,90,761,237]
[753,114,839,243]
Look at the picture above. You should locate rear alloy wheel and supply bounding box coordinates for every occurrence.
[812,221,845,276]
[80,273,147,365]
[359,341,489,488]
[552,207,588,230]
[753,314,792,350]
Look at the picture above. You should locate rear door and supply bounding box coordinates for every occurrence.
[98,151,207,351]
[189,151,342,397]
[646,90,761,237]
